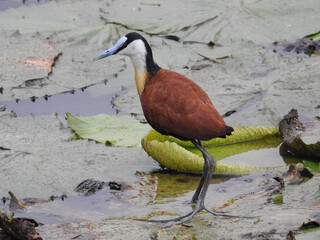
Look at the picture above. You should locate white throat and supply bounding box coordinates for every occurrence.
[119,39,149,96]
[119,39,147,74]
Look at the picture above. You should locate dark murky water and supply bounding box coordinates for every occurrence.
[0,172,236,225]
[0,83,124,116]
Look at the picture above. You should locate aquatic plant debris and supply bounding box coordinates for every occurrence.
[1,52,62,73]
[141,126,282,174]
[279,109,320,159]
[0,212,42,240]
[272,31,320,56]
[303,160,320,176]
[66,112,151,147]
[8,191,27,210]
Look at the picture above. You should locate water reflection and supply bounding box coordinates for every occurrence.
[0,84,125,116]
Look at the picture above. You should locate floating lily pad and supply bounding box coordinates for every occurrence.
[66,112,150,147]
[141,126,282,174]
[145,126,280,148]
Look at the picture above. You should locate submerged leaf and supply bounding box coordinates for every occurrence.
[141,126,282,174]
[66,113,150,147]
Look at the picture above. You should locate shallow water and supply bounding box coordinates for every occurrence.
[0,84,123,116]
[0,172,271,224]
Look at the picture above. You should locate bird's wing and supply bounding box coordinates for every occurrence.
[140,69,227,141]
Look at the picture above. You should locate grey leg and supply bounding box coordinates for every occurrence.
[192,140,216,207]
[190,140,208,203]
[135,139,243,227]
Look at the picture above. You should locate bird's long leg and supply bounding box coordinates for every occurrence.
[162,140,216,226]
[189,140,207,204]
[192,140,216,207]
[135,140,210,224]
[135,140,238,226]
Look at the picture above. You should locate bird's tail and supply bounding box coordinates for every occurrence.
[217,125,234,139]
[225,126,234,136]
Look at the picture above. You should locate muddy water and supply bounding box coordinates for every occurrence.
[0,0,320,239]
[0,85,123,116]
[0,80,129,117]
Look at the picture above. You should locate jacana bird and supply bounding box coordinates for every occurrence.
[94,32,234,225]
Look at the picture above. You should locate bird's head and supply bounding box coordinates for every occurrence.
[94,32,160,96]
[94,32,148,61]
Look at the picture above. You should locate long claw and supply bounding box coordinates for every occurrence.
[134,211,194,223]
[134,206,254,227]
[205,207,255,218]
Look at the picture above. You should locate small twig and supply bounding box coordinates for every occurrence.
[71,234,82,239]
[140,3,161,7]
[72,59,84,63]
[197,53,221,64]
[216,55,231,60]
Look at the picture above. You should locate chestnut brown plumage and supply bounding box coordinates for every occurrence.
[141,69,232,141]
[94,32,234,226]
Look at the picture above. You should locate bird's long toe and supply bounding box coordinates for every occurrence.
[135,203,205,227]
[134,210,194,223]
[205,207,254,218]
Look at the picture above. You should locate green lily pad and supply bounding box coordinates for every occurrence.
[66,112,150,147]
[144,126,280,147]
[141,126,282,174]
[303,160,320,175]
